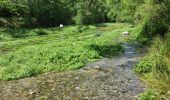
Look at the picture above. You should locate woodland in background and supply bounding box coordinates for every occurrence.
[1,0,169,37]
[0,0,148,27]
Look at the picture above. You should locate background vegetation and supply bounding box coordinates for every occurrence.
[0,0,145,28]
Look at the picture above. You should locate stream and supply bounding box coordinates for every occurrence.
[0,41,145,100]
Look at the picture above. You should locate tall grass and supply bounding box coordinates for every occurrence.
[135,34,170,99]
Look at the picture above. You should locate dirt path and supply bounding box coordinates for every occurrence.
[0,42,145,100]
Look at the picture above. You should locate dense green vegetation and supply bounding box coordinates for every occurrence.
[0,0,170,99]
[135,35,170,99]
[0,0,145,27]
[0,23,131,80]
[133,0,170,99]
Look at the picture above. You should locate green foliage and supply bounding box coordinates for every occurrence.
[0,28,49,39]
[0,0,169,27]
[89,41,123,57]
[0,43,98,80]
[36,30,48,36]
[106,0,144,23]
[0,23,129,80]
[74,0,106,25]
[106,0,121,22]
[0,0,147,27]
[135,36,170,76]
[29,0,74,26]
[135,36,170,99]
[0,0,29,17]
[133,23,149,45]
[138,90,157,100]
[134,0,169,41]
[134,55,153,73]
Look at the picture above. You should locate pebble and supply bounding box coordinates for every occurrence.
[94,66,100,69]
[74,77,80,80]
[167,91,170,95]
[75,87,80,90]
[52,87,55,91]
[29,90,35,95]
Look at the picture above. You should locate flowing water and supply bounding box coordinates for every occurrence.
[0,41,145,100]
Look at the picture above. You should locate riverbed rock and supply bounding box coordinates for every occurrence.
[122,31,130,35]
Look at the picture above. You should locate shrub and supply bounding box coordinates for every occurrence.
[134,0,169,40]
[74,0,106,25]
[0,0,29,17]
[36,30,48,36]
[134,56,154,74]
[135,36,170,75]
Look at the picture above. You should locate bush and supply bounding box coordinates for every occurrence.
[89,42,123,57]
[134,56,153,73]
[29,0,74,27]
[135,35,170,98]
[74,0,106,25]
[134,0,169,39]
[135,36,170,75]
[0,0,29,17]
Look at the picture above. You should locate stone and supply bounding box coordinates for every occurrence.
[60,24,64,28]
[122,31,130,35]
[167,91,170,95]
[121,89,128,93]
[94,66,100,69]
[75,87,80,90]
[85,97,89,99]
[28,90,36,95]
[74,76,80,80]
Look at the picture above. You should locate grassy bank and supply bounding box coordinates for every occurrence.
[0,23,131,80]
[135,33,170,99]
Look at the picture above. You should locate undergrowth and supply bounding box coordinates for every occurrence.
[0,23,128,80]
[135,34,170,99]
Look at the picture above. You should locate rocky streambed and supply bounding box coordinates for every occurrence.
[0,42,145,100]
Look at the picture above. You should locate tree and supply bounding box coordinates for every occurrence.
[74,0,106,25]
[135,0,169,38]
[28,0,74,26]
[106,0,144,23]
